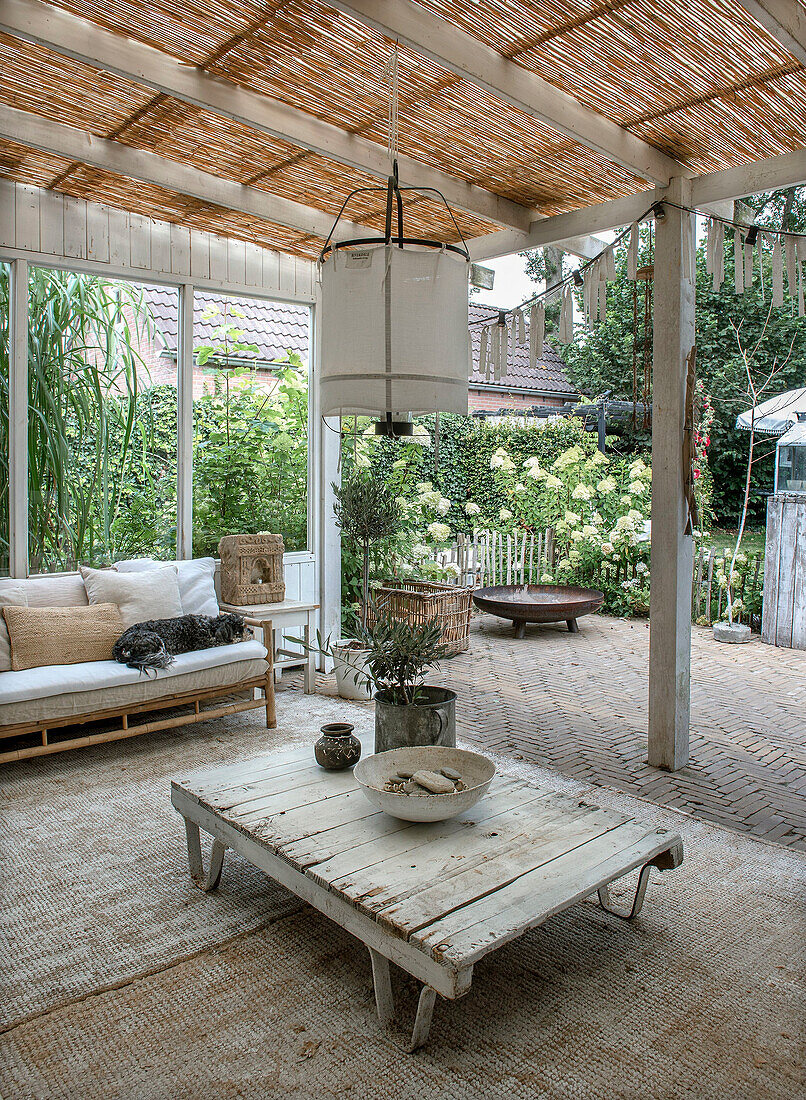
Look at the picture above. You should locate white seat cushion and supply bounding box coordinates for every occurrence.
[0,639,267,705]
[115,557,219,617]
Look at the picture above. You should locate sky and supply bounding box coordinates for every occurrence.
[472,252,537,310]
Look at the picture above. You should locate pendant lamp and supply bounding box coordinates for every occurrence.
[318,161,470,430]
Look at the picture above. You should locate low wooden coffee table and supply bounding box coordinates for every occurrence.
[171,742,683,1051]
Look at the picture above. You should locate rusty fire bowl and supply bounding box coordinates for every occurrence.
[473,584,604,638]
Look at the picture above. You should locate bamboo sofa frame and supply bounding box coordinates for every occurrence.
[0,617,277,765]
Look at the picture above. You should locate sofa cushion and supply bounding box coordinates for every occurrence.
[0,638,267,708]
[0,641,268,727]
[0,573,89,608]
[0,585,28,672]
[3,603,124,670]
[115,557,218,617]
[80,564,183,628]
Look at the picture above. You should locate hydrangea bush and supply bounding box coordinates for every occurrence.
[485,430,654,616]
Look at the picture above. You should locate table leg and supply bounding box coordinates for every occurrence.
[566,618,579,633]
[409,986,438,1052]
[513,620,526,639]
[304,618,314,694]
[184,818,226,892]
[368,948,395,1027]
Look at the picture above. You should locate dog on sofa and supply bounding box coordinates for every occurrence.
[113,612,248,673]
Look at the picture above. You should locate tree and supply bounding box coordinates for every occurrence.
[543,198,806,526]
[521,245,564,333]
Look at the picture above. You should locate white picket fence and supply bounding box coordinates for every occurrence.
[435,528,556,587]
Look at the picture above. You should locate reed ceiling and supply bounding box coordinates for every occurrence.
[0,0,803,259]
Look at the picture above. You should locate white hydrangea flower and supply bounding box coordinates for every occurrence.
[628,480,646,495]
[499,507,513,522]
[591,511,604,526]
[417,481,433,493]
[597,477,617,494]
[591,450,609,466]
[564,510,580,526]
[636,561,648,575]
[600,541,614,556]
[444,562,461,578]
[426,522,450,541]
[568,549,582,564]
[545,474,563,490]
[436,497,451,515]
[582,524,598,538]
[355,450,371,469]
[412,543,430,560]
[615,515,634,531]
[571,529,584,543]
[540,572,553,583]
[490,448,514,471]
[571,484,593,501]
[526,465,544,481]
[464,501,481,516]
[515,483,526,494]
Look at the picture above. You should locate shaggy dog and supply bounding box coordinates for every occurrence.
[113,612,248,673]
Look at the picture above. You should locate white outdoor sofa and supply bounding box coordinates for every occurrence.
[0,568,276,765]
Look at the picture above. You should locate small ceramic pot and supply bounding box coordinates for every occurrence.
[314,722,362,771]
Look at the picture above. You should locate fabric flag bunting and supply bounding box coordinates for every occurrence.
[771,235,784,307]
[734,228,744,294]
[529,302,544,367]
[479,326,489,381]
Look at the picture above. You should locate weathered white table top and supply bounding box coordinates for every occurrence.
[172,739,683,1047]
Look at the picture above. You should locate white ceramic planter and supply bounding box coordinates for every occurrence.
[713,621,752,644]
[332,642,373,700]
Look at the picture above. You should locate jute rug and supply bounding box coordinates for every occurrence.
[1,687,804,1099]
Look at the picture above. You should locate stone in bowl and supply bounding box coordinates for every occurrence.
[353,746,496,822]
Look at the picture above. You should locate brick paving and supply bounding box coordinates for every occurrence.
[300,613,805,851]
[432,614,806,850]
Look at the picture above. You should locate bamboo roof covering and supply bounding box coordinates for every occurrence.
[0,0,804,260]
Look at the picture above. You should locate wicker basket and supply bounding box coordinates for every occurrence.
[366,580,473,655]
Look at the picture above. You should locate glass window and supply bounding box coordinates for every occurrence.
[26,268,178,571]
[191,291,309,556]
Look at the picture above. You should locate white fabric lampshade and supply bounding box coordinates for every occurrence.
[319,244,469,417]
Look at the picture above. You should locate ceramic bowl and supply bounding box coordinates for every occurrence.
[353,746,496,822]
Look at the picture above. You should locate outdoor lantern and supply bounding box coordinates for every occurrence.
[318,163,470,429]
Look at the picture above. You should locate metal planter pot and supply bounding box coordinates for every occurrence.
[374,686,457,754]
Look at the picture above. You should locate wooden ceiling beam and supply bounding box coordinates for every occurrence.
[0,104,373,242]
[733,0,806,66]
[326,0,690,185]
[469,146,806,258]
[0,0,536,232]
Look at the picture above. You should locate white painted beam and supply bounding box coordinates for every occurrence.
[0,0,535,232]
[0,105,371,243]
[734,0,806,65]
[470,227,611,262]
[691,146,806,207]
[648,178,695,772]
[469,146,806,258]
[327,0,688,186]
[176,282,194,560]
[8,257,28,578]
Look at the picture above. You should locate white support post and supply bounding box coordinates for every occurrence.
[649,178,695,771]
[176,282,194,559]
[8,257,28,578]
[312,287,341,665]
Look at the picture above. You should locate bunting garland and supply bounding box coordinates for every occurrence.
[470,205,806,386]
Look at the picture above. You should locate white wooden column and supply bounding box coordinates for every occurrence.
[8,257,28,577]
[176,281,194,559]
[311,286,341,662]
[649,178,695,770]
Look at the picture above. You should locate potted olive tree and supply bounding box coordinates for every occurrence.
[315,611,457,752]
[332,473,402,699]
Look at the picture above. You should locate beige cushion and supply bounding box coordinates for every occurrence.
[0,573,89,608]
[80,565,183,629]
[0,586,28,672]
[2,603,124,671]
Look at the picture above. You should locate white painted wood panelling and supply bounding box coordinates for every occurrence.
[763,494,806,650]
[0,180,316,303]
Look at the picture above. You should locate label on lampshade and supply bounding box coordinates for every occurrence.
[346,249,373,268]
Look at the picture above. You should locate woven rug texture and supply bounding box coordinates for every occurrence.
[1,689,804,1100]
